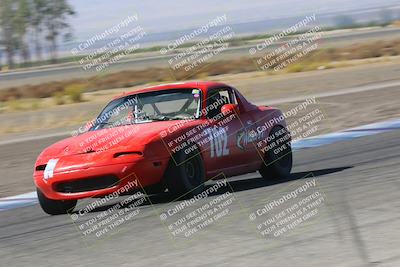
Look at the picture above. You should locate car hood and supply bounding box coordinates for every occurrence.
[37,120,198,161]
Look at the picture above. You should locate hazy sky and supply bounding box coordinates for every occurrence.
[68,0,400,41]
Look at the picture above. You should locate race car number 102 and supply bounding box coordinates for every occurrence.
[206,127,230,158]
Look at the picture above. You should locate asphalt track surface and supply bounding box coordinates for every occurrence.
[0,129,399,266]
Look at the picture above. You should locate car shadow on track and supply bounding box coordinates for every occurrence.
[211,166,353,195]
[82,166,352,213]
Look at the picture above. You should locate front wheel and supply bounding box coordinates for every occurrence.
[259,126,293,179]
[165,147,205,198]
[37,188,77,215]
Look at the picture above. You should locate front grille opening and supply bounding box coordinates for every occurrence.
[54,175,120,193]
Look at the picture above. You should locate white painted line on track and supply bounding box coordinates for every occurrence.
[0,191,38,211]
[292,118,400,149]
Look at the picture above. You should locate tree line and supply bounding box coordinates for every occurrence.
[0,0,75,69]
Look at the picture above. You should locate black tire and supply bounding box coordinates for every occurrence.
[259,126,293,179]
[37,188,77,215]
[165,146,205,197]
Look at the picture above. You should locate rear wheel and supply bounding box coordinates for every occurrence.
[259,126,293,179]
[37,188,77,215]
[165,147,205,197]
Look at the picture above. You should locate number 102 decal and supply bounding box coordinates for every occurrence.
[206,127,230,158]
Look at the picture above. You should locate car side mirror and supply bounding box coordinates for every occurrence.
[221,104,239,116]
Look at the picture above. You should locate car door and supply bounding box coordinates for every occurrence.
[230,89,264,172]
[203,87,261,177]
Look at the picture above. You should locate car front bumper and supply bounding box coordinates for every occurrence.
[34,157,169,200]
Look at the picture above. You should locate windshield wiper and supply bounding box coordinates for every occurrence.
[170,115,194,120]
[148,115,193,121]
[92,122,111,130]
[147,115,172,121]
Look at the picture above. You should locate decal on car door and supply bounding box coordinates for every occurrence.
[206,127,230,158]
[236,121,265,150]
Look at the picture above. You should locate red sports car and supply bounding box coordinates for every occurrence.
[34,81,292,215]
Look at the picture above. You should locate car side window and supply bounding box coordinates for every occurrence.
[206,88,234,119]
[220,89,237,105]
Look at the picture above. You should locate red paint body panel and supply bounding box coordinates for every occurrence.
[34,81,288,200]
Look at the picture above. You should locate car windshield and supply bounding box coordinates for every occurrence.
[90,88,202,130]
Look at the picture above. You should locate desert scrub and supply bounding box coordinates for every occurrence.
[7,98,23,111]
[52,91,66,105]
[65,83,86,103]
